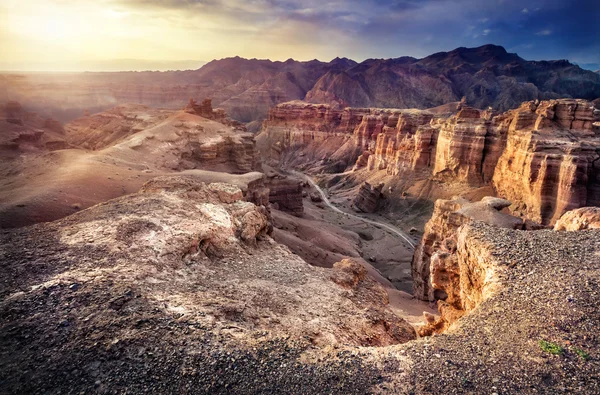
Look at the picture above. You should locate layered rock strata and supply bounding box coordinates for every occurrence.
[66,103,260,174]
[265,174,304,216]
[260,98,600,224]
[412,197,524,302]
[1,101,70,152]
[352,182,384,213]
[493,99,600,224]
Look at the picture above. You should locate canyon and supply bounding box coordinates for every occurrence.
[2,88,600,391]
[259,98,600,226]
[0,99,262,228]
[259,97,600,312]
[1,171,598,393]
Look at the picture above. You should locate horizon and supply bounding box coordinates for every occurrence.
[1,0,598,73]
[1,44,598,73]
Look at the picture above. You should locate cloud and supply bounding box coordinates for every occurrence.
[2,0,599,69]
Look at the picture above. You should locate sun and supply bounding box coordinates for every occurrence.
[34,18,74,39]
[10,11,81,42]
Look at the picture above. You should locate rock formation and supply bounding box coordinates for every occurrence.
[554,207,600,231]
[352,182,384,213]
[184,98,247,130]
[260,98,600,225]
[1,101,70,152]
[412,197,524,302]
[1,180,599,393]
[65,103,260,174]
[0,177,419,393]
[492,99,600,224]
[265,175,304,216]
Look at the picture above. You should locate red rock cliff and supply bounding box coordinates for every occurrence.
[260,98,600,225]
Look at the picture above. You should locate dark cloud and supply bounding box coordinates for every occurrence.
[112,0,600,64]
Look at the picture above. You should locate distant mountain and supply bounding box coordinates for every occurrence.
[2,45,600,123]
[303,45,600,111]
[574,62,600,72]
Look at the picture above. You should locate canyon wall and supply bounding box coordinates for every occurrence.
[260,98,600,225]
[411,197,524,302]
[1,101,71,152]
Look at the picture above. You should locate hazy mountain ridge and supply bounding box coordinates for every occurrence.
[2,45,599,123]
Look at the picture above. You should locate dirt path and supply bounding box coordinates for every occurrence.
[290,170,416,249]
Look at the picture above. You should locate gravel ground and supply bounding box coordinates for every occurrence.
[400,223,600,393]
[1,181,599,393]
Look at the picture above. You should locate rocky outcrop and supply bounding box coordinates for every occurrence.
[184,98,218,119]
[0,177,420,393]
[264,174,304,216]
[412,196,524,302]
[1,101,70,152]
[493,99,600,224]
[352,182,384,213]
[554,207,600,231]
[261,98,600,224]
[150,171,270,209]
[184,98,247,130]
[66,104,260,174]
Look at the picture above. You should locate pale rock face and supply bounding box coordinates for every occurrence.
[554,207,600,231]
[208,182,244,203]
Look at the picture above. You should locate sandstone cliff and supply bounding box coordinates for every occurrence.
[260,98,600,225]
[412,196,524,302]
[493,99,600,224]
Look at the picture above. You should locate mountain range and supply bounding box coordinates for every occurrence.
[2,44,599,125]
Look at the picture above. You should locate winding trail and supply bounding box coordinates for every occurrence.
[290,171,416,249]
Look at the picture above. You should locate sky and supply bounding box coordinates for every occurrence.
[0,0,598,71]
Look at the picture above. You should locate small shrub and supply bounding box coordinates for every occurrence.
[539,339,564,355]
[573,348,590,361]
